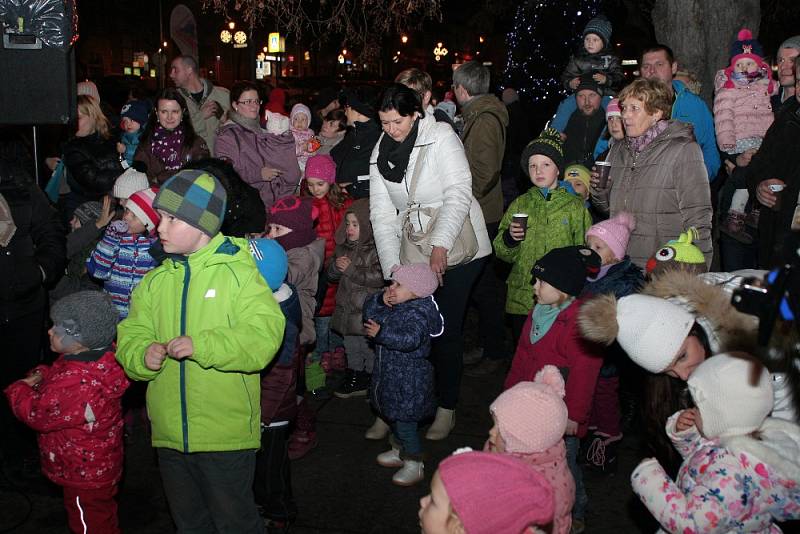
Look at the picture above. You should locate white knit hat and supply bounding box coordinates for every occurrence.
[687,353,773,439]
[616,294,695,373]
[266,111,290,135]
[113,168,150,200]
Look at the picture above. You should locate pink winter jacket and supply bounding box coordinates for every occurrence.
[631,412,800,533]
[485,440,575,534]
[713,70,776,153]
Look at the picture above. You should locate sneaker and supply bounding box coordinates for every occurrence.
[392,459,424,486]
[463,358,504,377]
[377,448,404,468]
[720,211,754,244]
[585,431,622,474]
[287,429,318,460]
[334,370,370,398]
[308,387,332,401]
[462,347,484,366]
[331,347,347,371]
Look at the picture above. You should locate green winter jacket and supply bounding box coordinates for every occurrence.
[493,186,592,315]
[116,233,285,453]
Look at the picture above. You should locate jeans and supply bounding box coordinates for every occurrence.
[313,315,343,355]
[565,436,588,520]
[392,421,422,457]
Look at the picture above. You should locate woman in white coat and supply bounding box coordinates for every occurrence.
[369,84,491,441]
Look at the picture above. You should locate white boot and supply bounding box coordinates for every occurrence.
[425,407,455,440]
[376,448,404,468]
[392,459,424,486]
[364,416,390,440]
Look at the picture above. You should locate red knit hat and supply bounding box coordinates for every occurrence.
[126,186,161,232]
[438,451,554,534]
[305,154,336,184]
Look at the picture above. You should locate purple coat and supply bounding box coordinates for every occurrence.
[215,119,301,211]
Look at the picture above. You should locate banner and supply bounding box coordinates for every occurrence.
[169,4,198,60]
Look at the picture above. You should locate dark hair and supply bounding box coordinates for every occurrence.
[299,179,348,209]
[640,44,675,65]
[323,109,347,132]
[140,87,198,150]
[378,83,423,117]
[230,81,261,108]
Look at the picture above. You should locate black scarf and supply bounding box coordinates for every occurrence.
[377,117,420,183]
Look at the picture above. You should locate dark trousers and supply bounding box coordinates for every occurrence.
[719,234,758,271]
[469,222,510,361]
[509,313,528,350]
[431,257,486,409]
[157,448,263,534]
[254,424,297,523]
[63,484,120,534]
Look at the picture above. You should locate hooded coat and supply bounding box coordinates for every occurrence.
[328,199,384,336]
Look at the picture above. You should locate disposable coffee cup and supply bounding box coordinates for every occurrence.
[595,161,612,189]
[512,213,528,238]
[769,184,785,212]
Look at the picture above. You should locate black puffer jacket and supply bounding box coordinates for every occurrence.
[331,119,381,199]
[62,132,123,200]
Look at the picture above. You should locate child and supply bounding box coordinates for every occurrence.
[487,366,576,534]
[328,199,384,398]
[494,128,592,343]
[564,164,591,203]
[645,228,708,278]
[112,167,150,201]
[632,353,800,532]
[714,29,777,242]
[249,238,300,529]
[365,263,443,486]
[419,450,555,534]
[561,14,623,96]
[290,103,317,172]
[86,186,160,319]
[117,100,150,168]
[303,154,352,370]
[581,212,643,473]
[5,291,129,533]
[504,245,603,532]
[116,170,286,533]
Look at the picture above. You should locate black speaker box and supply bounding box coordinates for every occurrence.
[0,45,76,125]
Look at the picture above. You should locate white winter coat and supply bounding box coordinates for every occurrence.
[369,113,491,279]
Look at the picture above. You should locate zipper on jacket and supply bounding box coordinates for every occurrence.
[179,260,191,453]
[374,345,382,415]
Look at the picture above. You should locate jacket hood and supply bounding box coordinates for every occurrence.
[645,120,697,147]
[509,439,568,465]
[399,295,444,337]
[722,417,800,492]
[462,94,510,128]
[334,198,373,246]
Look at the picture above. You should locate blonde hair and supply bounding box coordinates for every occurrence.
[77,94,112,139]
[617,78,673,120]
[395,68,433,97]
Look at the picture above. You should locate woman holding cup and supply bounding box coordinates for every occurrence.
[589,78,712,269]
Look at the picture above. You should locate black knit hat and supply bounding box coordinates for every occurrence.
[532,246,601,296]
[338,88,375,119]
[520,128,565,177]
[575,73,601,95]
[583,14,612,48]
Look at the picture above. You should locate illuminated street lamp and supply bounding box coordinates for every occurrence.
[479,36,485,43]
[228,21,235,30]
[433,42,448,62]
[401,34,408,44]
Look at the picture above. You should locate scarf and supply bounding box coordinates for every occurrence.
[377,117,420,183]
[730,70,768,86]
[626,119,669,154]
[530,297,574,344]
[150,124,186,172]
[0,192,16,247]
[228,110,264,133]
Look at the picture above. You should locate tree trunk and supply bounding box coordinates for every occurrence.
[652,0,760,105]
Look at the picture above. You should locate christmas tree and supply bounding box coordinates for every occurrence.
[504,0,603,104]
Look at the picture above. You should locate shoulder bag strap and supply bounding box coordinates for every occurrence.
[405,144,429,207]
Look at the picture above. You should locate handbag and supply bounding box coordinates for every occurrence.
[44,159,65,203]
[399,145,479,268]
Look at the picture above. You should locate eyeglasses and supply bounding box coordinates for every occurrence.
[237,99,262,106]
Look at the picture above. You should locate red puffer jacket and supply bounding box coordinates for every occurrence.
[313,195,352,316]
[4,349,129,489]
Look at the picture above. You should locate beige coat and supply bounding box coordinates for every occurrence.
[590,121,712,268]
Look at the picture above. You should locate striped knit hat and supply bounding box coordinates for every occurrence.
[127,186,161,232]
[153,170,227,236]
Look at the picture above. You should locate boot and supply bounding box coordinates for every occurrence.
[376,447,404,468]
[365,416,390,440]
[392,459,424,486]
[425,407,455,440]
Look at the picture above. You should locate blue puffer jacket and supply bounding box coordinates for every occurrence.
[581,257,644,299]
[363,292,444,422]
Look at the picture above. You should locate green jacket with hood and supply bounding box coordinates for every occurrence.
[116,233,285,453]
[493,186,591,315]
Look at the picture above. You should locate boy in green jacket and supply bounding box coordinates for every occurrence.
[116,170,285,533]
[493,129,591,345]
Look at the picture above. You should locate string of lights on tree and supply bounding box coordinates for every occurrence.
[503,0,602,103]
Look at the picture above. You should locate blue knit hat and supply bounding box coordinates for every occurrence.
[583,15,612,48]
[249,238,288,291]
[153,170,227,237]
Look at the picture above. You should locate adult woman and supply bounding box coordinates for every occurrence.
[590,78,712,269]
[214,81,300,212]
[49,95,123,218]
[134,88,209,185]
[369,84,492,440]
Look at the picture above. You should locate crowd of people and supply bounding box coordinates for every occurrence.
[2,14,800,534]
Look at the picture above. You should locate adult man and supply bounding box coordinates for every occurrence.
[748,56,800,268]
[452,61,509,375]
[563,76,606,168]
[330,88,380,199]
[773,36,800,113]
[640,45,720,181]
[169,56,230,156]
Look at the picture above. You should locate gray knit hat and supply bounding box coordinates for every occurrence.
[779,35,800,52]
[583,15,612,48]
[153,170,227,237]
[51,291,118,350]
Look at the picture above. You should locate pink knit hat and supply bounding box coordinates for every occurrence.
[305,154,336,184]
[126,186,161,232]
[585,211,635,261]
[606,98,621,119]
[439,451,554,534]
[290,103,312,126]
[390,263,439,298]
[490,365,568,453]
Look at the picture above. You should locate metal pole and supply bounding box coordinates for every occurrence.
[31,125,40,186]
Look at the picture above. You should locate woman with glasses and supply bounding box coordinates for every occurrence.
[215,81,301,212]
[134,87,209,185]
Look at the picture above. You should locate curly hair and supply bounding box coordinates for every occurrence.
[617,78,673,120]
